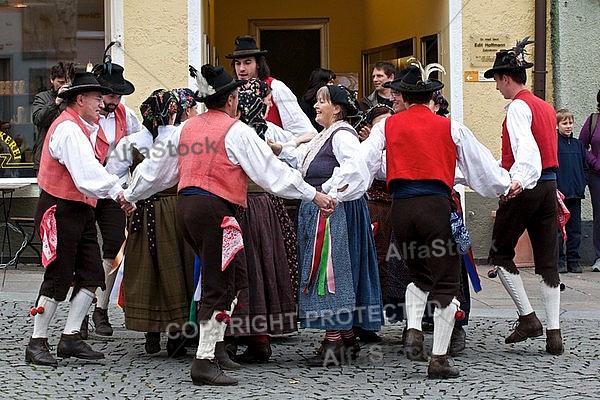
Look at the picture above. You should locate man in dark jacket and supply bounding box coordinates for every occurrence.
[32,62,74,172]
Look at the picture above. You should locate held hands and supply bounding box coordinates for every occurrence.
[267,139,283,156]
[358,125,371,142]
[500,180,523,203]
[312,192,337,218]
[117,191,136,216]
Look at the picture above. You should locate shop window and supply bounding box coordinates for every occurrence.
[0,0,104,179]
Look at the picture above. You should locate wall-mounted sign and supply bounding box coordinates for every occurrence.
[467,35,509,67]
[464,71,495,83]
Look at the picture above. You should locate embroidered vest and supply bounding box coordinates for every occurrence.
[177,110,248,207]
[385,104,456,191]
[501,89,558,171]
[37,107,106,207]
[264,77,283,128]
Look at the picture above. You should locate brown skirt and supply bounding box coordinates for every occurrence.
[228,193,297,336]
[123,195,195,332]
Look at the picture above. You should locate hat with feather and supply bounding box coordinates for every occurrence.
[92,42,135,95]
[396,58,445,94]
[483,37,534,79]
[189,64,246,102]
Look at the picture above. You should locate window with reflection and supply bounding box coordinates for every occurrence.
[0,0,104,178]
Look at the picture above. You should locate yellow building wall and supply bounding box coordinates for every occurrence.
[460,0,539,156]
[212,0,450,99]
[122,0,191,115]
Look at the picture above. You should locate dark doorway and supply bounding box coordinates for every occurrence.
[259,29,321,99]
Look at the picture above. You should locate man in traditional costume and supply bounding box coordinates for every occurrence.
[485,38,564,356]
[361,61,511,378]
[122,64,333,386]
[26,72,133,367]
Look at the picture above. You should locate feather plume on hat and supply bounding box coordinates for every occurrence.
[406,57,446,85]
[509,36,534,66]
[189,64,215,98]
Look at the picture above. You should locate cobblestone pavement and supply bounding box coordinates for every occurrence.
[1,266,599,399]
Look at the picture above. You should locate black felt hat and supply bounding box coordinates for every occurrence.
[189,64,246,102]
[225,35,268,59]
[327,84,359,117]
[396,65,444,94]
[58,72,112,99]
[94,63,135,95]
[483,37,534,79]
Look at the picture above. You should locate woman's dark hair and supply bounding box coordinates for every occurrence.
[596,89,600,112]
[302,68,336,102]
[230,55,271,80]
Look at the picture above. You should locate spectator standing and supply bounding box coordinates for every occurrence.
[556,109,587,273]
[32,61,75,172]
[358,61,396,111]
[579,89,600,272]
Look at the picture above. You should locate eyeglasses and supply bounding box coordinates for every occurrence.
[390,91,400,98]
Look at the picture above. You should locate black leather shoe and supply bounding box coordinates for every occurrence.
[567,263,582,274]
[57,333,104,360]
[191,358,238,386]
[343,337,361,360]
[306,339,345,367]
[25,337,58,367]
[145,332,161,354]
[353,326,382,343]
[428,354,460,379]
[505,312,543,344]
[448,326,466,356]
[404,328,428,361]
[237,341,272,363]
[92,307,113,336]
[167,335,187,357]
[80,315,89,340]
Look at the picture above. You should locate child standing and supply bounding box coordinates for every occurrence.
[556,109,588,273]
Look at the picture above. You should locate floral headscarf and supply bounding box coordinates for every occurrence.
[237,78,270,140]
[140,88,196,139]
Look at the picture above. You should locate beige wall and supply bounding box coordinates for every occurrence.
[460,0,536,156]
[122,0,191,115]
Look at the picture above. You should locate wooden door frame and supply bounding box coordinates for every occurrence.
[248,18,329,68]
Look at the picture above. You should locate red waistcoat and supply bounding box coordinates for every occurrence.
[37,107,107,207]
[501,89,558,171]
[97,103,127,162]
[264,77,283,128]
[385,104,456,191]
[177,110,248,208]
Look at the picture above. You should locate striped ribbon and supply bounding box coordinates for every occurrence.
[304,212,335,296]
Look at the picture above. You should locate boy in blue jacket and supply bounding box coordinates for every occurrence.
[556,109,588,273]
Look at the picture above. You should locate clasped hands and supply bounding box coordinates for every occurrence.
[499,180,523,204]
[313,191,337,218]
[116,191,136,216]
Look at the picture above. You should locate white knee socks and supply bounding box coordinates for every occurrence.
[497,266,533,316]
[432,298,459,356]
[95,258,116,310]
[540,280,560,330]
[405,282,429,330]
[32,296,58,338]
[63,288,95,335]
